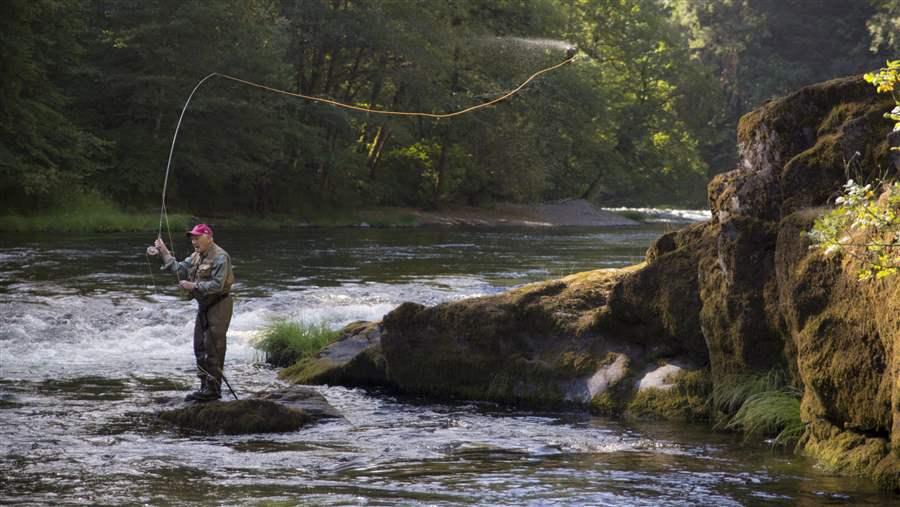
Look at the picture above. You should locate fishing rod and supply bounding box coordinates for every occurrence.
[155,47,578,238]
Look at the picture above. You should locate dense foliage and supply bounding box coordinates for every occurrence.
[810,180,900,280]
[811,60,900,281]
[2,0,894,216]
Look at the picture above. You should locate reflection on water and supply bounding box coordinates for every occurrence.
[1,226,898,505]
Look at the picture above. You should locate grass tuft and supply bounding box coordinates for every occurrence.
[725,389,804,446]
[253,319,341,367]
[712,370,804,447]
[711,369,787,415]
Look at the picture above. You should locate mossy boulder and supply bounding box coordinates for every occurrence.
[717,75,898,489]
[158,386,341,434]
[595,222,715,362]
[624,367,711,421]
[379,269,642,406]
[770,206,899,490]
[720,75,893,223]
[698,217,786,381]
[280,321,387,386]
[802,418,895,491]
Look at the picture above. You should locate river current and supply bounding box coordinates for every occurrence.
[1,223,896,505]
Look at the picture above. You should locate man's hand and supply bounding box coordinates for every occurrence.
[178,280,196,291]
[154,238,171,258]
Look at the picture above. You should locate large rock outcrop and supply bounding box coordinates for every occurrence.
[702,75,898,488]
[285,266,710,417]
[284,75,900,488]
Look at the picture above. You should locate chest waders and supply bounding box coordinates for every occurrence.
[193,293,233,400]
[183,245,235,402]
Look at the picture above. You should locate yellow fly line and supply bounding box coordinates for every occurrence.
[157,53,576,239]
[218,55,575,118]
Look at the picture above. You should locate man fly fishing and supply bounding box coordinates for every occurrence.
[151,224,235,402]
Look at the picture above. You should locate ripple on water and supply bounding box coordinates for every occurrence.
[2,229,898,506]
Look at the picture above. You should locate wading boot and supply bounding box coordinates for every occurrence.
[193,383,221,403]
[184,378,208,402]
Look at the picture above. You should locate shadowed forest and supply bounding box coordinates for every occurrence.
[2,0,897,218]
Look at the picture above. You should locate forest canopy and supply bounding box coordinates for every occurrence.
[1,0,894,215]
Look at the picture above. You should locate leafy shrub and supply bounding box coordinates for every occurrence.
[810,180,900,280]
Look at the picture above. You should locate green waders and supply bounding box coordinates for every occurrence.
[193,294,233,400]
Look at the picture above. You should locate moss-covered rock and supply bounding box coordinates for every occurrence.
[280,321,387,386]
[802,418,894,490]
[727,75,893,222]
[158,386,341,434]
[379,269,639,406]
[775,210,892,435]
[595,222,715,362]
[697,216,787,382]
[625,368,711,421]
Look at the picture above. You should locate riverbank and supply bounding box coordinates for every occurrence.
[0,199,676,233]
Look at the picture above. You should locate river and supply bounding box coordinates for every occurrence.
[1,223,896,505]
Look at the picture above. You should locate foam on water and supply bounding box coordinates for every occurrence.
[0,276,490,380]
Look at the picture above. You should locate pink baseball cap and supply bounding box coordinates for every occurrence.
[185,223,213,237]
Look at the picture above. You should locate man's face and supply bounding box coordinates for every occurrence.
[191,233,212,254]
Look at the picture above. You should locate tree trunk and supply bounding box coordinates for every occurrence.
[432,140,449,209]
[581,173,609,203]
[367,126,391,180]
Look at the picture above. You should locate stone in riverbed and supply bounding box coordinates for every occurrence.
[158,385,341,434]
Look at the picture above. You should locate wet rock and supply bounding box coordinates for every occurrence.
[158,386,340,434]
[280,321,387,386]
[379,269,643,407]
[637,363,685,391]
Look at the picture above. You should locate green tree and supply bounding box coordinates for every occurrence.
[0,0,106,210]
[82,0,292,213]
[868,0,900,53]
[564,0,720,204]
[670,0,890,175]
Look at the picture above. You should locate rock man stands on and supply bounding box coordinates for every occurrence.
[153,223,235,402]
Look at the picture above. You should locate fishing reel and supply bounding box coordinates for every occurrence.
[146,245,159,256]
[565,46,578,61]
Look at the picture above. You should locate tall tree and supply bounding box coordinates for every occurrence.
[564,0,721,203]
[83,0,292,213]
[0,0,106,210]
[867,0,900,53]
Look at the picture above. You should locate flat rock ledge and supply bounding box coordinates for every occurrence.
[158,385,341,434]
